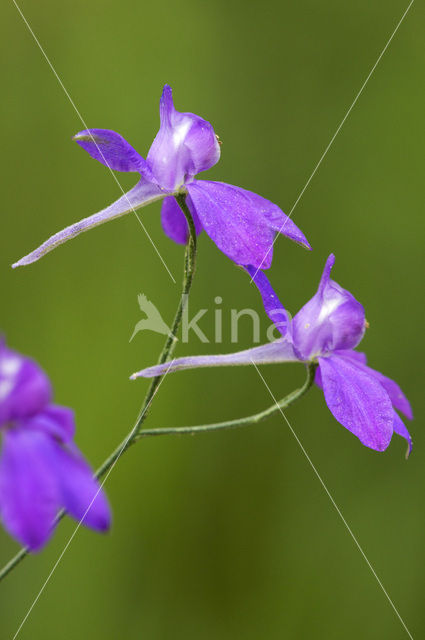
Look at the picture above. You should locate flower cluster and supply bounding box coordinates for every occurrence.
[13,85,309,270]
[133,255,412,454]
[3,85,413,556]
[0,339,110,550]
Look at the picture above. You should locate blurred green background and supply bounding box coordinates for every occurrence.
[0,0,423,637]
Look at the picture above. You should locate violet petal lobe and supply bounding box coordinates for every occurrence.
[392,412,413,457]
[161,195,203,245]
[0,343,51,424]
[26,405,76,443]
[235,187,311,250]
[315,349,367,388]
[187,181,276,268]
[318,354,394,452]
[335,351,413,420]
[73,129,151,175]
[131,339,299,379]
[0,429,58,551]
[13,179,167,267]
[333,349,368,366]
[368,369,413,420]
[147,85,220,191]
[292,255,366,360]
[53,443,111,532]
[245,266,290,337]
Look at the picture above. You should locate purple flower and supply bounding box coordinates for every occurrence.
[13,85,310,269]
[132,255,413,454]
[0,338,110,551]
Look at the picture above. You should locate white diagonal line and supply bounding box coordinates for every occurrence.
[250,0,414,281]
[251,361,414,640]
[12,0,176,283]
[11,362,174,640]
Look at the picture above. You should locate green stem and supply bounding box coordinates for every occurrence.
[134,362,317,439]
[0,193,197,583]
[0,356,316,582]
[0,198,317,582]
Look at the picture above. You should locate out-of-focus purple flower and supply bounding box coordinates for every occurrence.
[13,85,310,269]
[132,255,413,455]
[0,339,110,551]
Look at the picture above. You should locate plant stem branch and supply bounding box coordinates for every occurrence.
[0,193,197,583]
[134,362,317,440]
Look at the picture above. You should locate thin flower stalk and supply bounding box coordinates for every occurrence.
[0,361,316,583]
[0,193,196,581]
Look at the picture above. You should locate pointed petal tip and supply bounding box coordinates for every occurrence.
[326,253,336,268]
[72,130,91,143]
[316,253,336,295]
[161,84,173,99]
[12,256,31,268]
[160,84,174,106]
[88,507,111,533]
[12,255,36,268]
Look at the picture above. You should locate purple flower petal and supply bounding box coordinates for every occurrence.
[0,343,51,424]
[318,354,394,451]
[0,429,59,551]
[369,370,413,420]
[292,255,366,359]
[161,195,203,245]
[333,349,368,366]
[245,266,290,337]
[335,351,413,420]
[187,181,276,268]
[147,85,220,191]
[13,178,166,267]
[235,187,311,251]
[131,339,299,379]
[26,405,75,443]
[73,129,151,175]
[188,181,310,268]
[392,412,413,458]
[53,443,111,532]
[315,349,367,388]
